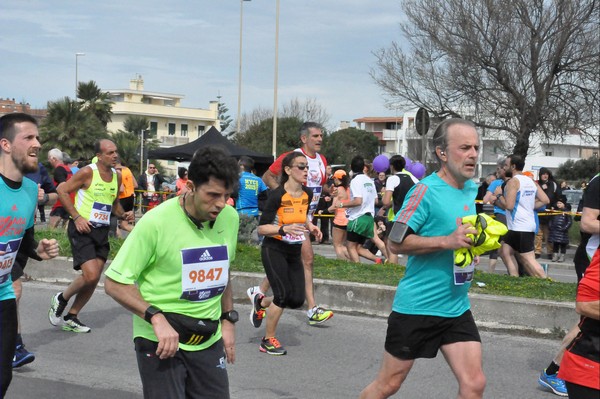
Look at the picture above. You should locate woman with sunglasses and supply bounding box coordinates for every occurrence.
[252,152,322,356]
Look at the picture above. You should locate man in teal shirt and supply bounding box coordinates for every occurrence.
[360,118,486,399]
[105,147,240,399]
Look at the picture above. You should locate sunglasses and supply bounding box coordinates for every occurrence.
[293,164,308,171]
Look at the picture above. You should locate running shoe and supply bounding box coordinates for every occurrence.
[250,292,266,328]
[246,285,261,302]
[259,337,287,356]
[12,345,35,368]
[307,306,333,325]
[48,292,67,326]
[62,316,91,333]
[538,369,567,397]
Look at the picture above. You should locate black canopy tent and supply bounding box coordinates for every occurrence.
[148,126,273,174]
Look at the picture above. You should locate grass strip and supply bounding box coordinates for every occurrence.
[35,229,576,302]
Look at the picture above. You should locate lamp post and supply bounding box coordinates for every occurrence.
[271,0,280,158]
[236,0,251,134]
[75,52,85,99]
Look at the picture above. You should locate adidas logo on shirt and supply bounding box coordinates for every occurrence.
[5,244,12,252]
[199,250,213,261]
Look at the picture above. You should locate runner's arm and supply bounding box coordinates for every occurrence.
[105,278,179,358]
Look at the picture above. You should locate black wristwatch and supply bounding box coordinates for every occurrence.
[144,305,163,323]
[278,226,286,236]
[220,310,239,324]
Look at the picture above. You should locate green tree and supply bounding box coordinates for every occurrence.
[78,80,113,127]
[40,97,108,162]
[123,115,150,135]
[233,117,304,155]
[111,131,140,169]
[372,0,598,162]
[555,157,599,182]
[218,101,233,135]
[322,128,379,166]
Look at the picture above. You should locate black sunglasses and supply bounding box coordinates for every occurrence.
[293,164,308,171]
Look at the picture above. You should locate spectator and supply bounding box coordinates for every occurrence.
[548,196,572,262]
[560,180,571,191]
[476,174,496,214]
[137,163,165,213]
[175,167,188,196]
[536,167,561,258]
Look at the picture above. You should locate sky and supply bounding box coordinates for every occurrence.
[0,1,407,132]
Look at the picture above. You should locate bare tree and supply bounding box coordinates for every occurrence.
[233,98,331,135]
[372,0,599,160]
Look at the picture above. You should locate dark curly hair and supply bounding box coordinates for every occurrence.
[188,146,239,191]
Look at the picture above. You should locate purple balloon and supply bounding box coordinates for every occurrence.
[372,155,390,173]
[411,162,426,179]
[404,156,413,171]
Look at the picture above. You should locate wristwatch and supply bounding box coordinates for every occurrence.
[278,226,286,236]
[220,310,239,324]
[144,305,163,323]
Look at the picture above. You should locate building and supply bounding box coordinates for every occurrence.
[352,111,509,177]
[105,75,221,175]
[0,98,47,120]
[353,111,595,180]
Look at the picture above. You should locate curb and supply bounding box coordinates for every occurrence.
[27,257,577,335]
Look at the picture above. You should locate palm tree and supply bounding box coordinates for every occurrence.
[123,115,149,135]
[40,97,108,162]
[78,80,113,127]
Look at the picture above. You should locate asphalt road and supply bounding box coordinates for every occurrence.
[8,281,565,399]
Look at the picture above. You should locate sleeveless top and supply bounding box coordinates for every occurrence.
[74,163,118,227]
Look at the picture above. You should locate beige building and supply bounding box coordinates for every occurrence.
[105,75,220,175]
[106,76,220,143]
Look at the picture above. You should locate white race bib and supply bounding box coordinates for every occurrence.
[0,238,22,284]
[89,202,112,227]
[180,245,229,302]
[453,261,475,285]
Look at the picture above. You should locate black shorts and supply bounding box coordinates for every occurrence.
[49,207,69,219]
[67,220,110,270]
[346,230,367,245]
[119,195,135,213]
[504,230,535,253]
[332,223,347,231]
[384,310,481,360]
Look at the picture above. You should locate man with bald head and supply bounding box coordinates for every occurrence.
[49,139,134,333]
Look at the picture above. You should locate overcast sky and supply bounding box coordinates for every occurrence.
[1,1,406,131]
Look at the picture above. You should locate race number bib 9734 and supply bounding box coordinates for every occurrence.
[180,245,229,302]
[89,202,112,227]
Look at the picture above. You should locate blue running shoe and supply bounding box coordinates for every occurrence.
[538,369,567,397]
[12,345,35,368]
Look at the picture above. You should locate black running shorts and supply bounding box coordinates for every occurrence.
[384,310,481,360]
[67,220,110,270]
[503,230,535,253]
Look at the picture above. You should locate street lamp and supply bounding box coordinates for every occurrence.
[271,0,280,158]
[75,52,85,99]
[236,0,251,134]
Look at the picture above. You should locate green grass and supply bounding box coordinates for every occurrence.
[35,230,577,302]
